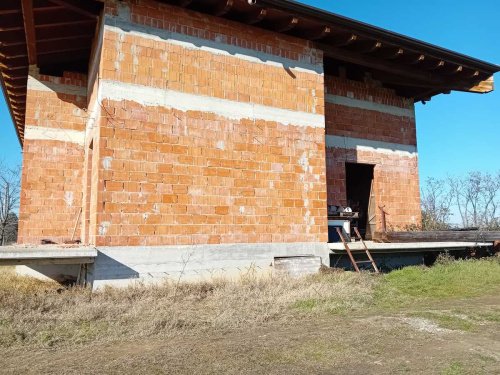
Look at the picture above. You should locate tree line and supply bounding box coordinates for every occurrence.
[0,161,19,246]
[421,171,500,231]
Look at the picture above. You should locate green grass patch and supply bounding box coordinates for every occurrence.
[374,259,500,308]
[441,361,465,375]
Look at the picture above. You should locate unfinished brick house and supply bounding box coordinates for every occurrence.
[1,0,498,285]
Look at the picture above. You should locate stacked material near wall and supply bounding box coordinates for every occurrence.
[374,231,500,243]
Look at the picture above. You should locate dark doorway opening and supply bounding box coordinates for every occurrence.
[346,163,375,239]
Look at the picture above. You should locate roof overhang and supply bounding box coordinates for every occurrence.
[0,0,102,146]
[173,0,499,99]
[1,0,498,146]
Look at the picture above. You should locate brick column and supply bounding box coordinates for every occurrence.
[18,70,88,244]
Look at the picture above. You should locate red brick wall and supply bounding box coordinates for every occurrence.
[89,0,327,246]
[18,72,87,244]
[324,76,421,230]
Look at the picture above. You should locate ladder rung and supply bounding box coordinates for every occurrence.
[355,260,373,264]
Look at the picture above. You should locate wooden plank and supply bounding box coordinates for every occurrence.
[469,75,494,93]
[21,0,37,65]
[374,231,500,243]
[47,0,100,19]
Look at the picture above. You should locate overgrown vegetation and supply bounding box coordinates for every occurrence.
[1,258,499,351]
[0,161,20,246]
[421,171,500,230]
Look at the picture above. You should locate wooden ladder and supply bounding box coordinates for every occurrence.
[335,227,379,273]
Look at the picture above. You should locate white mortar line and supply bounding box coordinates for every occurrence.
[325,94,415,118]
[27,76,88,97]
[24,125,85,146]
[326,135,417,157]
[99,79,325,128]
[104,17,324,75]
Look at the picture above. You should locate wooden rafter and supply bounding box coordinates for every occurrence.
[319,42,441,84]
[245,8,267,25]
[273,17,299,32]
[330,34,357,47]
[307,26,331,41]
[212,0,233,16]
[21,0,37,65]
[349,40,382,53]
[48,0,99,19]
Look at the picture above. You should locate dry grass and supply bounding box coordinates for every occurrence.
[0,266,376,349]
[2,258,499,353]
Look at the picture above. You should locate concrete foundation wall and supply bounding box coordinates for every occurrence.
[89,242,329,288]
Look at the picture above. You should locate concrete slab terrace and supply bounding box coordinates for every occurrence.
[0,246,97,266]
[328,241,493,254]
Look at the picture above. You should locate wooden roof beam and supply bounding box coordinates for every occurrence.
[319,42,443,84]
[427,60,445,71]
[306,26,331,41]
[0,26,24,32]
[212,0,233,16]
[244,8,267,25]
[469,75,494,93]
[0,63,28,70]
[177,0,192,7]
[35,19,95,29]
[0,9,21,16]
[273,16,298,32]
[37,46,89,56]
[372,47,404,60]
[443,65,463,75]
[348,40,382,53]
[33,5,65,13]
[329,34,358,47]
[21,0,37,65]
[47,0,100,19]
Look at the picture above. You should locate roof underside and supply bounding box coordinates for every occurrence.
[1,0,498,146]
[0,0,102,145]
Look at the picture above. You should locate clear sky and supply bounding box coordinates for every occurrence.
[0,0,499,181]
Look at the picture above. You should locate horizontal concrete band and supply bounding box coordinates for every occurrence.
[24,125,85,146]
[105,17,324,75]
[325,94,415,118]
[99,79,326,128]
[91,242,329,287]
[326,135,417,157]
[27,76,87,97]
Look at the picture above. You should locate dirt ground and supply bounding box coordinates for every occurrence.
[1,294,498,375]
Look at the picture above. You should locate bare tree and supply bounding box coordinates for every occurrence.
[0,161,20,246]
[448,171,500,230]
[420,177,452,230]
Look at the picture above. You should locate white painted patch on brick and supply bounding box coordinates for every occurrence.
[104,18,323,75]
[102,156,113,170]
[99,80,325,128]
[98,222,111,236]
[216,140,225,150]
[239,206,245,214]
[298,152,310,173]
[64,191,74,207]
[326,135,418,157]
[24,125,85,146]
[326,94,415,118]
[27,76,87,96]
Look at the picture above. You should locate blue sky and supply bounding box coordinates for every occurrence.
[0,0,499,181]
